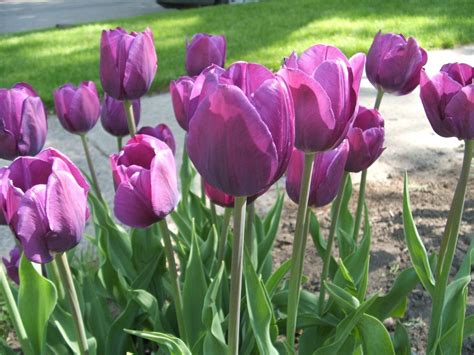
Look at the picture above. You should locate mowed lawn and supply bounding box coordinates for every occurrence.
[0,0,473,108]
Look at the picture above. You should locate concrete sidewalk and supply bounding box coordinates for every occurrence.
[0,45,472,256]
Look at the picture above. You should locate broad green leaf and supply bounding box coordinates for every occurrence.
[357,314,395,355]
[265,259,292,297]
[125,329,192,355]
[334,174,355,259]
[200,225,218,273]
[130,225,162,270]
[393,321,411,355]
[19,256,57,355]
[402,174,435,295]
[258,194,284,271]
[324,281,359,312]
[131,289,160,329]
[171,209,193,247]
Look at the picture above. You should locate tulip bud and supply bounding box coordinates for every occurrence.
[54,81,101,134]
[345,106,385,173]
[286,140,349,208]
[170,76,195,131]
[100,94,140,137]
[0,83,47,160]
[420,63,474,140]
[137,123,176,155]
[278,45,364,153]
[185,33,226,77]
[2,246,21,284]
[100,27,157,100]
[110,134,179,228]
[186,62,295,197]
[1,148,90,263]
[366,31,428,95]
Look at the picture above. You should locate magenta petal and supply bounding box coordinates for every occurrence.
[441,62,474,86]
[150,149,179,218]
[445,85,474,140]
[100,30,123,100]
[223,62,274,97]
[349,53,366,94]
[18,96,47,156]
[298,44,350,75]
[67,84,100,133]
[170,77,195,131]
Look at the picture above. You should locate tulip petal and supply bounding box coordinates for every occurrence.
[445,85,474,140]
[298,44,350,76]
[18,96,47,156]
[67,84,100,133]
[100,30,123,99]
[349,53,366,94]
[223,62,274,97]
[150,149,179,218]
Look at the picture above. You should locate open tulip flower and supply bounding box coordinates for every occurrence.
[278,45,364,153]
[137,123,176,155]
[101,94,141,137]
[100,27,157,101]
[185,33,226,77]
[1,148,90,264]
[0,83,47,160]
[420,63,474,140]
[366,31,427,95]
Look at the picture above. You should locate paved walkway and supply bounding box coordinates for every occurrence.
[0,45,472,255]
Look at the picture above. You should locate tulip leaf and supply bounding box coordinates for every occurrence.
[265,259,292,297]
[19,255,57,355]
[357,314,395,355]
[324,281,359,312]
[0,338,16,355]
[463,315,474,339]
[130,224,162,270]
[124,329,192,355]
[393,321,411,355]
[200,225,219,274]
[334,174,355,259]
[309,212,338,276]
[402,173,435,295]
[171,209,193,248]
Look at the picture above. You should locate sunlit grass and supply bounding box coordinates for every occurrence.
[0,0,472,108]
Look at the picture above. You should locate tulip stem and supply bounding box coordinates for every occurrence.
[217,207,232,267]
[158,219,187,343]
[374,89,384,110]
[286,152,315,348]
[117,137,123,151]
[124,100,137,137]
[244,202,256,261]
[228,196,247,355]
[200,177,206,205]
[352,169,367,243]
[55,253,89,355]
[80,134,103,202]
[427,139,473,354]
[46,259,65,301]
[318,171,349,314]
[0,265,32,355]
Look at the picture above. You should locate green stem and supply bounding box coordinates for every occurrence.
[158,219,187,343]
[286,152,315,348]
[123,100,137,137]
[352,169,367,242]
[427,139,473,353]
[56,253,89,355]
[0,266,32,355]
[117,136,123,151]
[374,89,384,110]
[200,176,206,205]
[80,134,103,201]
[217,207,232,267]
[227,196,247,355]
[318,171,349,314]
[244,202,256,260]
[210,202,217,225]
[46,260,65,301]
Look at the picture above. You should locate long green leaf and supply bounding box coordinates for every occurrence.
[334,174,355,259]
[258,194,284,271]
[357,314,395,355]
[393,321,411,355]
[125,329,191,355]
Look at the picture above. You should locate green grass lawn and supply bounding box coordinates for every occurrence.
[0,0,473,108]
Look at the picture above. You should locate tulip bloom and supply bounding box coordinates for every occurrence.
[137,123,176,155]
[54,81,101,134]
[100,27,157,100]
[0,83,47,160]
[1,149,90,263]
[278,45,364,153]
[286,140,349,208]
[345,106,385,173]
[185,33,226,77]
[111,134,179,228]
[366,31,427,95]
[187,61,294,197]
[101,94,141,137]
[2,246,20,284]
[420,63,474,140]
[205,181,234,208]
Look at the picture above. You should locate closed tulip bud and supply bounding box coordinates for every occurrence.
[278,45,364,153]
[286,140,349,208]
[2,246,21,284]
[205,181,234,208]
[170,76,195,131]
[54,81,101,134]
[110,134,178,228]
[1,148,90,263]
[345,106,385,172]
[187,61,295,197]
[137,123,176,155]
[185,33,226,77]
[366,31,428,95]
[420,63,474,140]
[100,27,157,100]
[101,94,141,137]
[0,83,47,160]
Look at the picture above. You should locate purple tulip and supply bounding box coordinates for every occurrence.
[2,246,21,284]
[205,181,235,208]
[101,94,141,137]
[278,45,365,153]
[1,148,90,263]
[286,140,349,208]
[420,63,474,140]
[110,134,179,228]
[366,31,428,95]
[170,76,195,131]
[345,106,385,173]
[137,123,176,155]
[54,81,101,134]
[186,61,295,197]
[100,27,157,100]
[0,83,47,160]
[185,33,226,77]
